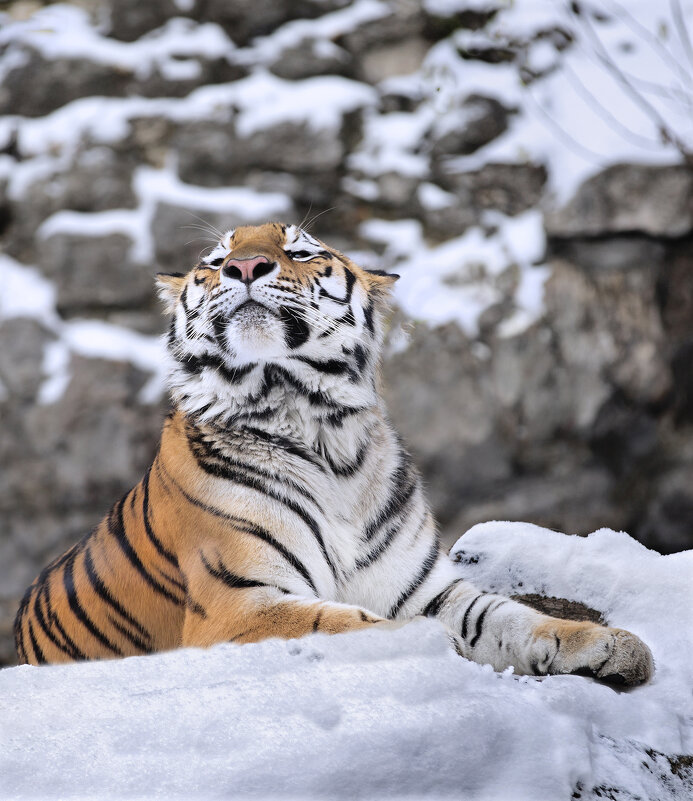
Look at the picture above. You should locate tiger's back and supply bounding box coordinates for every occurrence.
[14,462,187,663]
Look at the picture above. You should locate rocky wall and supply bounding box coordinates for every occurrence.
[0,0,692,665]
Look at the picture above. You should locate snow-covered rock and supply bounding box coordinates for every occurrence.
[2,523,691,800]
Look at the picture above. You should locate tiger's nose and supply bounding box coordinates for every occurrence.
[222,255,275,284]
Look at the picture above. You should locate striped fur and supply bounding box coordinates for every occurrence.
[15,223,654,685]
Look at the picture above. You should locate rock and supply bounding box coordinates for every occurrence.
[197,0,351,46]
[359,35,430,84]
[441,162,547,217]
[175,120,345,187]
[431,94,510,158]
[269,39,353,81]
[640,466,693,554]
[441,468,620,550]
[338,1,423,60]
[546,164,693,238]
[0,45,245,118]
[0,318,54,402]
[544,259,671,408]
[0,49,131,118]
[6,147,137,262]
[104,0,179,41]
[37,231,154,315]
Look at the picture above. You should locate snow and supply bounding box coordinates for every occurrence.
[238,0,390,66]
[2,523,691,800]
[0,6,236,78]
[0,254,166,405]
[361,211,549,336]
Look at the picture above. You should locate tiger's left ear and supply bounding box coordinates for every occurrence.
[155,272,186,312]
[364,269,400,291]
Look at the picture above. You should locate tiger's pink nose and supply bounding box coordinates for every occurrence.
[222,255,274,284]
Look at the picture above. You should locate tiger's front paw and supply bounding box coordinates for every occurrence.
[532,620,654,686]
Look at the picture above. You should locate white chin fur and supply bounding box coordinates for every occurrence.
[221,305,286,362]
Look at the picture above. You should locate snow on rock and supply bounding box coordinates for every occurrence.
[0,6,236,79]
[361,210,549,336]
[0,253,166,404]
[1,523,691,799]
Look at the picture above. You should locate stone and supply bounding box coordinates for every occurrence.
[338,1,424,59]
[269,40,352,81]
[431,94,510,158]
[359,36,430,84]
[545,164,693,238]
[197,0,351,46]
[0,46,245,118]
[37,232,154,315]
[441,162,547,217]
[0,318,54,402]
[175,120,345,187]
[104,0,179,41]
[640,466,693,554]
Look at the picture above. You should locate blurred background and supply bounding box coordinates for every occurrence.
[1,0,692,664]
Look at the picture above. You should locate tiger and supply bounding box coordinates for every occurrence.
[14,222,654,685]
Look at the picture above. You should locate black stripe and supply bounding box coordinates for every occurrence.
[32,584,79,661]
[187,431,320,507]
[177,352,255,385]
[154,565,187,594]
[364,453,418,541]
[354,516,412,571]
[141,469,180,569]
[461,594,484,640]
[292,356,354,377]
[27,619,46,665]
[160,462,319,594]
[106,615,152,654]
[200,551,289,594]
[63,547,123,655]
[251,363,355,417]
[13,592,30,664]
[242,424,324,470]
[83,545,153,643]
[421,579,464,618]
[313,610,323,631]
[45,597,87,662]
[186,596,207,618]
[324,405,367,427]
[106,497,184,607]
[325,440,369,477]
[191,460,336,578]
[388,541,440,618]
[470,600,494,648]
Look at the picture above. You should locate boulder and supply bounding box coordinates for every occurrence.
[546,164,693,238]
[37,231,154,315]
[441,162,547,217]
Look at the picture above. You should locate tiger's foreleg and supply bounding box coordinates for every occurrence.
[181,547,386,648]
[182,588,385,648]
[422,579,654,686]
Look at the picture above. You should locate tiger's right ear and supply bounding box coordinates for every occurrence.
[155,272,186,312]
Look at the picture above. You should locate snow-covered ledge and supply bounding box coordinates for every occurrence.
[2,523,691,799]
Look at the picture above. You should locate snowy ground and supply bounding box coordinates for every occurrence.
[2,523,691,800]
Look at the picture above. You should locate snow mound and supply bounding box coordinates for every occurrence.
[2,523,691,800]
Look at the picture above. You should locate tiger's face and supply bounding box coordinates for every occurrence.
[157,222,397,425]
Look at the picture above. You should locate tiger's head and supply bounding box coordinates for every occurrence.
[157,222,398,428]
